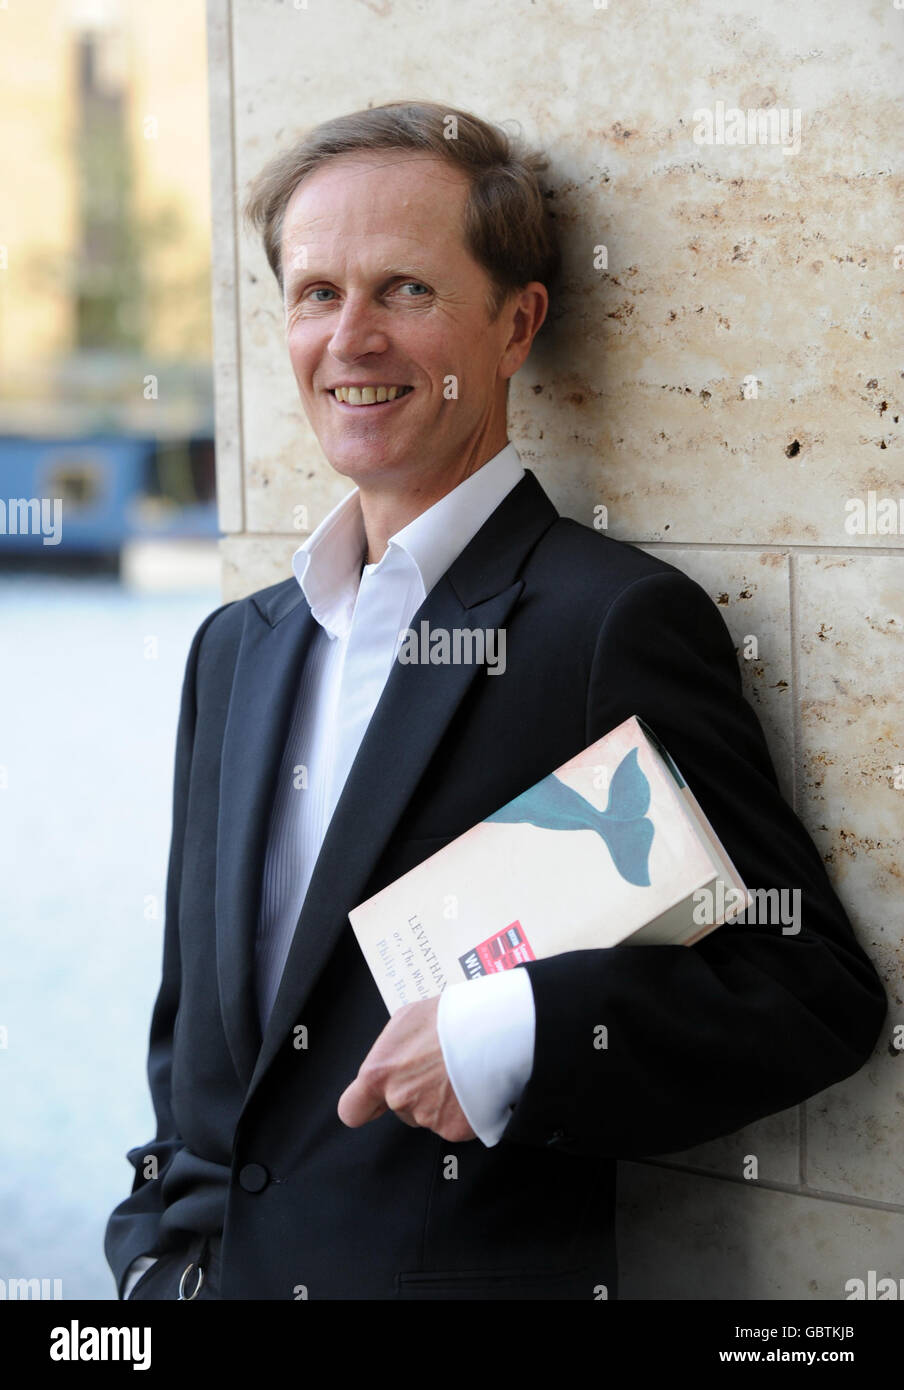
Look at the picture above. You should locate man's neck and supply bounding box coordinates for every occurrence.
[359,486,459,566]
[358,439,509,565]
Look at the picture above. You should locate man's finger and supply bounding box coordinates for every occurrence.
[337,1076,388,1128]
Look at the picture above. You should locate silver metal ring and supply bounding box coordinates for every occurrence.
[177,1261,204,1300]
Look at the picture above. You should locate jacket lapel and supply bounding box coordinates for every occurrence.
[216,580,317,1089]
[242,469,558,1104]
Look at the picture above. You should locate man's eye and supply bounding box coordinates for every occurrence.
[308,288,335,302]
[398,282,430,296]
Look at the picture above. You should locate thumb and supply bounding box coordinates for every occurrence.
[337,1077,388,1128]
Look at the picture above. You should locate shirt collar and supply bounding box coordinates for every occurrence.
[292,441,524,639]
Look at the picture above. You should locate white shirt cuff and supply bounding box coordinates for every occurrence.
[122,1255,158,1299]
[436,965,536,1147]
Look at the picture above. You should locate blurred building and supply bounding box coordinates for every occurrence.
[0,0,213,440]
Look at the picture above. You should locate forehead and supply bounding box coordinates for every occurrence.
[280,152,473,268]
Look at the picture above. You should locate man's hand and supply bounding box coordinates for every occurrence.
[338,997,477,1142]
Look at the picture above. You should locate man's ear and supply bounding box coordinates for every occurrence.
[500,282,549,381]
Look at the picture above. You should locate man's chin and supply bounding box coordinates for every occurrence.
[320,442,419,489]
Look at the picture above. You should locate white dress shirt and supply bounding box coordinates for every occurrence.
[122,441,536,1299]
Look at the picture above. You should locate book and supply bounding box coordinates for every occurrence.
[348,715,751,1014]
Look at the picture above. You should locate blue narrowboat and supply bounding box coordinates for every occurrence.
[0,434,219,557]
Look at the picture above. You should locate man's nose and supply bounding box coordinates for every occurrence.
[328,294,388,360]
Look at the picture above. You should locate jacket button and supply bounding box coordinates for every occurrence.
[238,1162,270,1193]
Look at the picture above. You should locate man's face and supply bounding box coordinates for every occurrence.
[279,152,519,494]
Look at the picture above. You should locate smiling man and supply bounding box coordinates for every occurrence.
[105,101,885,1302]
[274,138,548,1146]
[279,150,538,542]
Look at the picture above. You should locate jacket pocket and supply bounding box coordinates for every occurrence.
[396,1265,597,1300]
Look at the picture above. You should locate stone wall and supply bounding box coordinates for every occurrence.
[206,0,903,1298]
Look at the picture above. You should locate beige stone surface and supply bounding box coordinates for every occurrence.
[794,553,904,1206]
[220,534,301,601]
[617,1160,904,1300]
[225,0,901,546]
[207,0,245,534]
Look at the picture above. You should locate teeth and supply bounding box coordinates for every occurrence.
[333,385,409,405]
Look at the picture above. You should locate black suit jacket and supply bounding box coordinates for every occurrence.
[105,469,886,1300]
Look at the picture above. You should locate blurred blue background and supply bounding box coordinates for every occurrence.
[0,575,221,1299]
[0,0,218,1300]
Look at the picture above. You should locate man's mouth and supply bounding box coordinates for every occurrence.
[328,385,414,407]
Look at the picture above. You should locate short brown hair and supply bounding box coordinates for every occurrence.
[243,99,561,323]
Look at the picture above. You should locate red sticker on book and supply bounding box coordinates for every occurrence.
[458,921,536,981]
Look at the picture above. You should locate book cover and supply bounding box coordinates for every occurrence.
[349,715,749,1014]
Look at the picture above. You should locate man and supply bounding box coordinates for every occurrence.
[106,101,886,1301]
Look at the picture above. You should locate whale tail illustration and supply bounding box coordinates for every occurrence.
[485,746,654,887]
[592,809,654,887]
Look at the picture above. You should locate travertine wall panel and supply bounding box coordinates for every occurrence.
[208,0,902,1298]
[795,553,904,1207]
[617,1161,904,1300]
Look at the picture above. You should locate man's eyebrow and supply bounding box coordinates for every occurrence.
[285,262,435,291]
[376,265,434,280]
